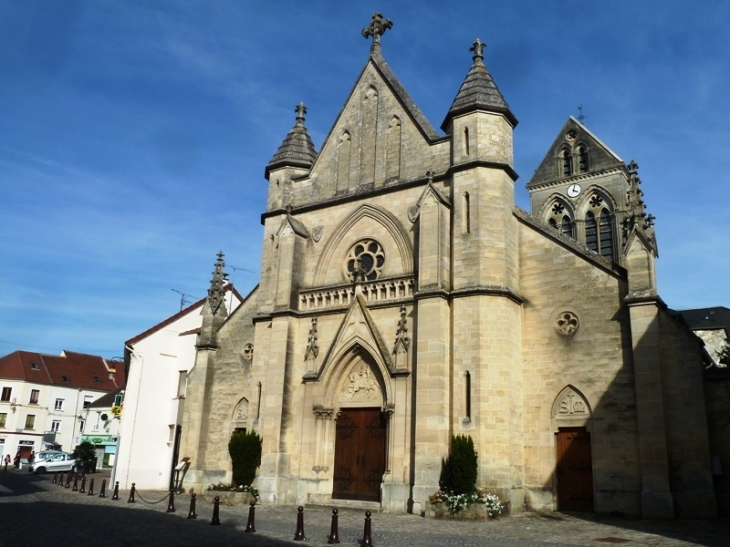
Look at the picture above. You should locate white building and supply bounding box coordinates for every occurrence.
[114,282,244,490]
[0,350,124,463]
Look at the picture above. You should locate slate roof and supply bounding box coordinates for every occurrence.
[0,350,124,391]
[442,44,517,131]
[678,306,730,337]
[88,386,124,409]
[266,108,318,178]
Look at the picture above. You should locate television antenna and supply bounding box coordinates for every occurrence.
[577,105,587,123]
[171,289,198,312]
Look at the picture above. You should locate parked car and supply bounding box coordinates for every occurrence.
[30,453,75,474]
[36,450,66,461]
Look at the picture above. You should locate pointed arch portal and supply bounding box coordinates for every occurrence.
[330,351,387,502]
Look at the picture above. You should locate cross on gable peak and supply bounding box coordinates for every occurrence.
[362,12,393,53]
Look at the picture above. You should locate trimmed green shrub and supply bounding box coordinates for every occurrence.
[443,434,478,495]
[228,431,262,486]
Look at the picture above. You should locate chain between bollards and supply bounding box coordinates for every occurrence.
[210,496,221,525]
[79,475,86,494]
[360,510,373,547]
[244,501,256,533]
[99,479,107,498]
[127,483,136,503]
[87,478,95,496]
[166,489,176,513]
[111,481,120,500]
[293,506,306,541]
[187,493,197,519]
[328,508,340,544]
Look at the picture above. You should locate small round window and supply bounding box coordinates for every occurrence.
[344,239,385,282]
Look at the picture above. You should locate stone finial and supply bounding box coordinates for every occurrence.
[295,102,307,123]
[206,251,227,316]
[304,317,320,362]
[623,160,657,253]
[470,38,486,63]
[362,12,393,53]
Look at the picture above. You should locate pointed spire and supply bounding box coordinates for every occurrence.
[204,251,228,318]
[441,39,517,132]
[265,103,318,178]
[622,161,657,254]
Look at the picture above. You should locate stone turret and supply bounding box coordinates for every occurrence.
[265,103,317,211]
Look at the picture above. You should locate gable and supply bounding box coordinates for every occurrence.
[527,117,624,190]
[300,55,449,201]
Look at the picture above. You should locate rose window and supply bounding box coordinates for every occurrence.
[344,239,385,282]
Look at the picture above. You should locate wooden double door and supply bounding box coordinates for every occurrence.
[332,408,386,502]
[556,427,594,511]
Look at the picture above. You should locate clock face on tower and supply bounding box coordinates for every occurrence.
[567,183,581,198]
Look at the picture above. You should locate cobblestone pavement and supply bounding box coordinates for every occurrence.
[2,470,729,547]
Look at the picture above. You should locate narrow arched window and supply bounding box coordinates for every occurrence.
[585,211,598,253]
[562,149,573,176]
[561,216,573,237]
[599,209,614,262]
[464,192,471,233]
[465,370,471,420]
[549,218,558,229]
[464,127,470,156]
[578,145,588,172]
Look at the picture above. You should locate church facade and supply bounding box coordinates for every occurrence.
[177,16,722,518]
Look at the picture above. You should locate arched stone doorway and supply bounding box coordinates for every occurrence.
[551,386,594,512]
[332,359,387,502]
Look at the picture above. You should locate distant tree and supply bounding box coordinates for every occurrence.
[72,441,96,473]
[718,342,730,366]
[228,431,262,486]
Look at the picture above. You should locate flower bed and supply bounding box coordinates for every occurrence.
[425,490,502,520]
[203,483,259,506]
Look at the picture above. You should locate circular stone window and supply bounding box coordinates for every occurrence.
[555,311,579,336]
[344,239,385,282]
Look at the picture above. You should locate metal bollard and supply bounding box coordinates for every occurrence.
[72,474,79,491]
[88,478,95,496]
[65,473,72,488]
[244,501,256,533]
[79,475,86,493]
[293,506,306,541]
[52,473,58,485]
[166,490,176,513]
[99,479,107,498]
[328,508,340,544]
[111,481,120,500]
[127,483,136,503]
[360,510,374,547]
[187,493,197,519]
[210,496,221,525]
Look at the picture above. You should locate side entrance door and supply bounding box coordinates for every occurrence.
[556,427,594,511]
[332,408,386,502]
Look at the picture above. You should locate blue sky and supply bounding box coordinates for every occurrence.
[1,1,729,358]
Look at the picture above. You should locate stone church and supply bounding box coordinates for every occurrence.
[178,15,725,518]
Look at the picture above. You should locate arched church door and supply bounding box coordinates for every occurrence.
[556,427,594,511]
[333,408,386,501]
[331,360,387,502]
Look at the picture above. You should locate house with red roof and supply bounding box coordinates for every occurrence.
[0,350,124,463]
